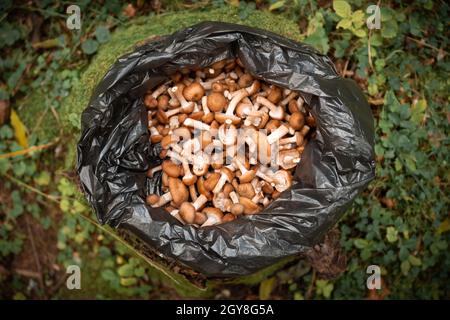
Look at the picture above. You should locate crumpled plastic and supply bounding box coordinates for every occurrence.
[77,21,375,277]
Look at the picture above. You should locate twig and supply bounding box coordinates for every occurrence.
[0,139,59,159]
[305,270,316,300]
[406,36,449,55]
[25,215,46,297]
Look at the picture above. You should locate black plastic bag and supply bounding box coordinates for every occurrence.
[77,22,375,277]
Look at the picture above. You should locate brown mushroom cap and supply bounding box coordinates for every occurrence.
[157,95,169,109]
[306,115,316,127]
[204,172,221,191]
[179,202,196,224]
[238,73,253,88]
[265,119,281,133]
[197,177,212,201]
[168,177,189,206]
[214,113,241,125]
[289,112,305,130]
[236,183,256,199]
[194,211,207,225]
[288,99,300,114]
[162,160,182,178]
[202,207,224,219]
[230,203,245,216]
[183,82,205,102]
[207,92,227,112]
[222,213,236,223]
[267,86,282,104]
[146,194,159,206]
[239,197,260,214]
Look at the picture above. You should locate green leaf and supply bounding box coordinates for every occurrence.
[381,19,398,39]
[410,99,427,124]
[268,1,285,11]
[117,264,134,277]
[336,19,352,29]
[354,238,369,248]
[81,39,99,55]
[95,26,111,44]
[401,260,410,275]
[35,171,51,186]
[408,255,422,267]
[386,226,398,243]
[259,277,277,300]
[120,277,137,287]
[351,10,366,27]
[333,0,352,18]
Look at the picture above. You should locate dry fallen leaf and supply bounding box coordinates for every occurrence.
[123,4,136,18]
[10,109,29,148]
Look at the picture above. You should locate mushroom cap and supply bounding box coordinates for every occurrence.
[235,102,253,118]
[197,177,212,201]
[239,170,256,183]
[183,82,205,102]
[289,112,305,130]
[288,99,300,114]
[179,202,196,224]
[194,211,207,225]
[267,86,282,104]
[236,183,256,199]
[306,115,316,127]
[222,213,236,223]
[204,172,221,191]
[156,109,169,124]
[278,149,301,170]
[207,92,227,112]
[168,177,189,206]
[238,73,253,88]
[202,112,215,124]
[202,207,223,220]
[182,173,197,186]
[172,127,191,142]
[192,153,210,176]
[214,113,241,125]
[146,194,159,206]
[273,170,293,192]
[265,119,281,133]
[230,203,245,216]
[239,197,260,215]
[269,106,285,120]
[162,160,181,178]
[221,167,234,181]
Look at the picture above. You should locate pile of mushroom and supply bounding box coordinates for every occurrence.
[145,58,316,228]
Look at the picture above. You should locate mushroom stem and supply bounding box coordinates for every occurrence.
[267,125,289,144]
[171,86,194,111]
[183,118,211,131]
[147,165,162,178]
[151,192,173,207]
[256,96,285,120]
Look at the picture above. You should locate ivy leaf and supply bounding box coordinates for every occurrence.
[386,226,398,243]
[333,0,352,18]
[81,39,99,55]
[410,99,427,125]
[408,255,422,267]
[354,238,369,248]
[401,260,410,275]
[336,19,352,29]
[95,26,111,44]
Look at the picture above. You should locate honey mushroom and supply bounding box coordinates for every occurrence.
[144,58,317,227]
